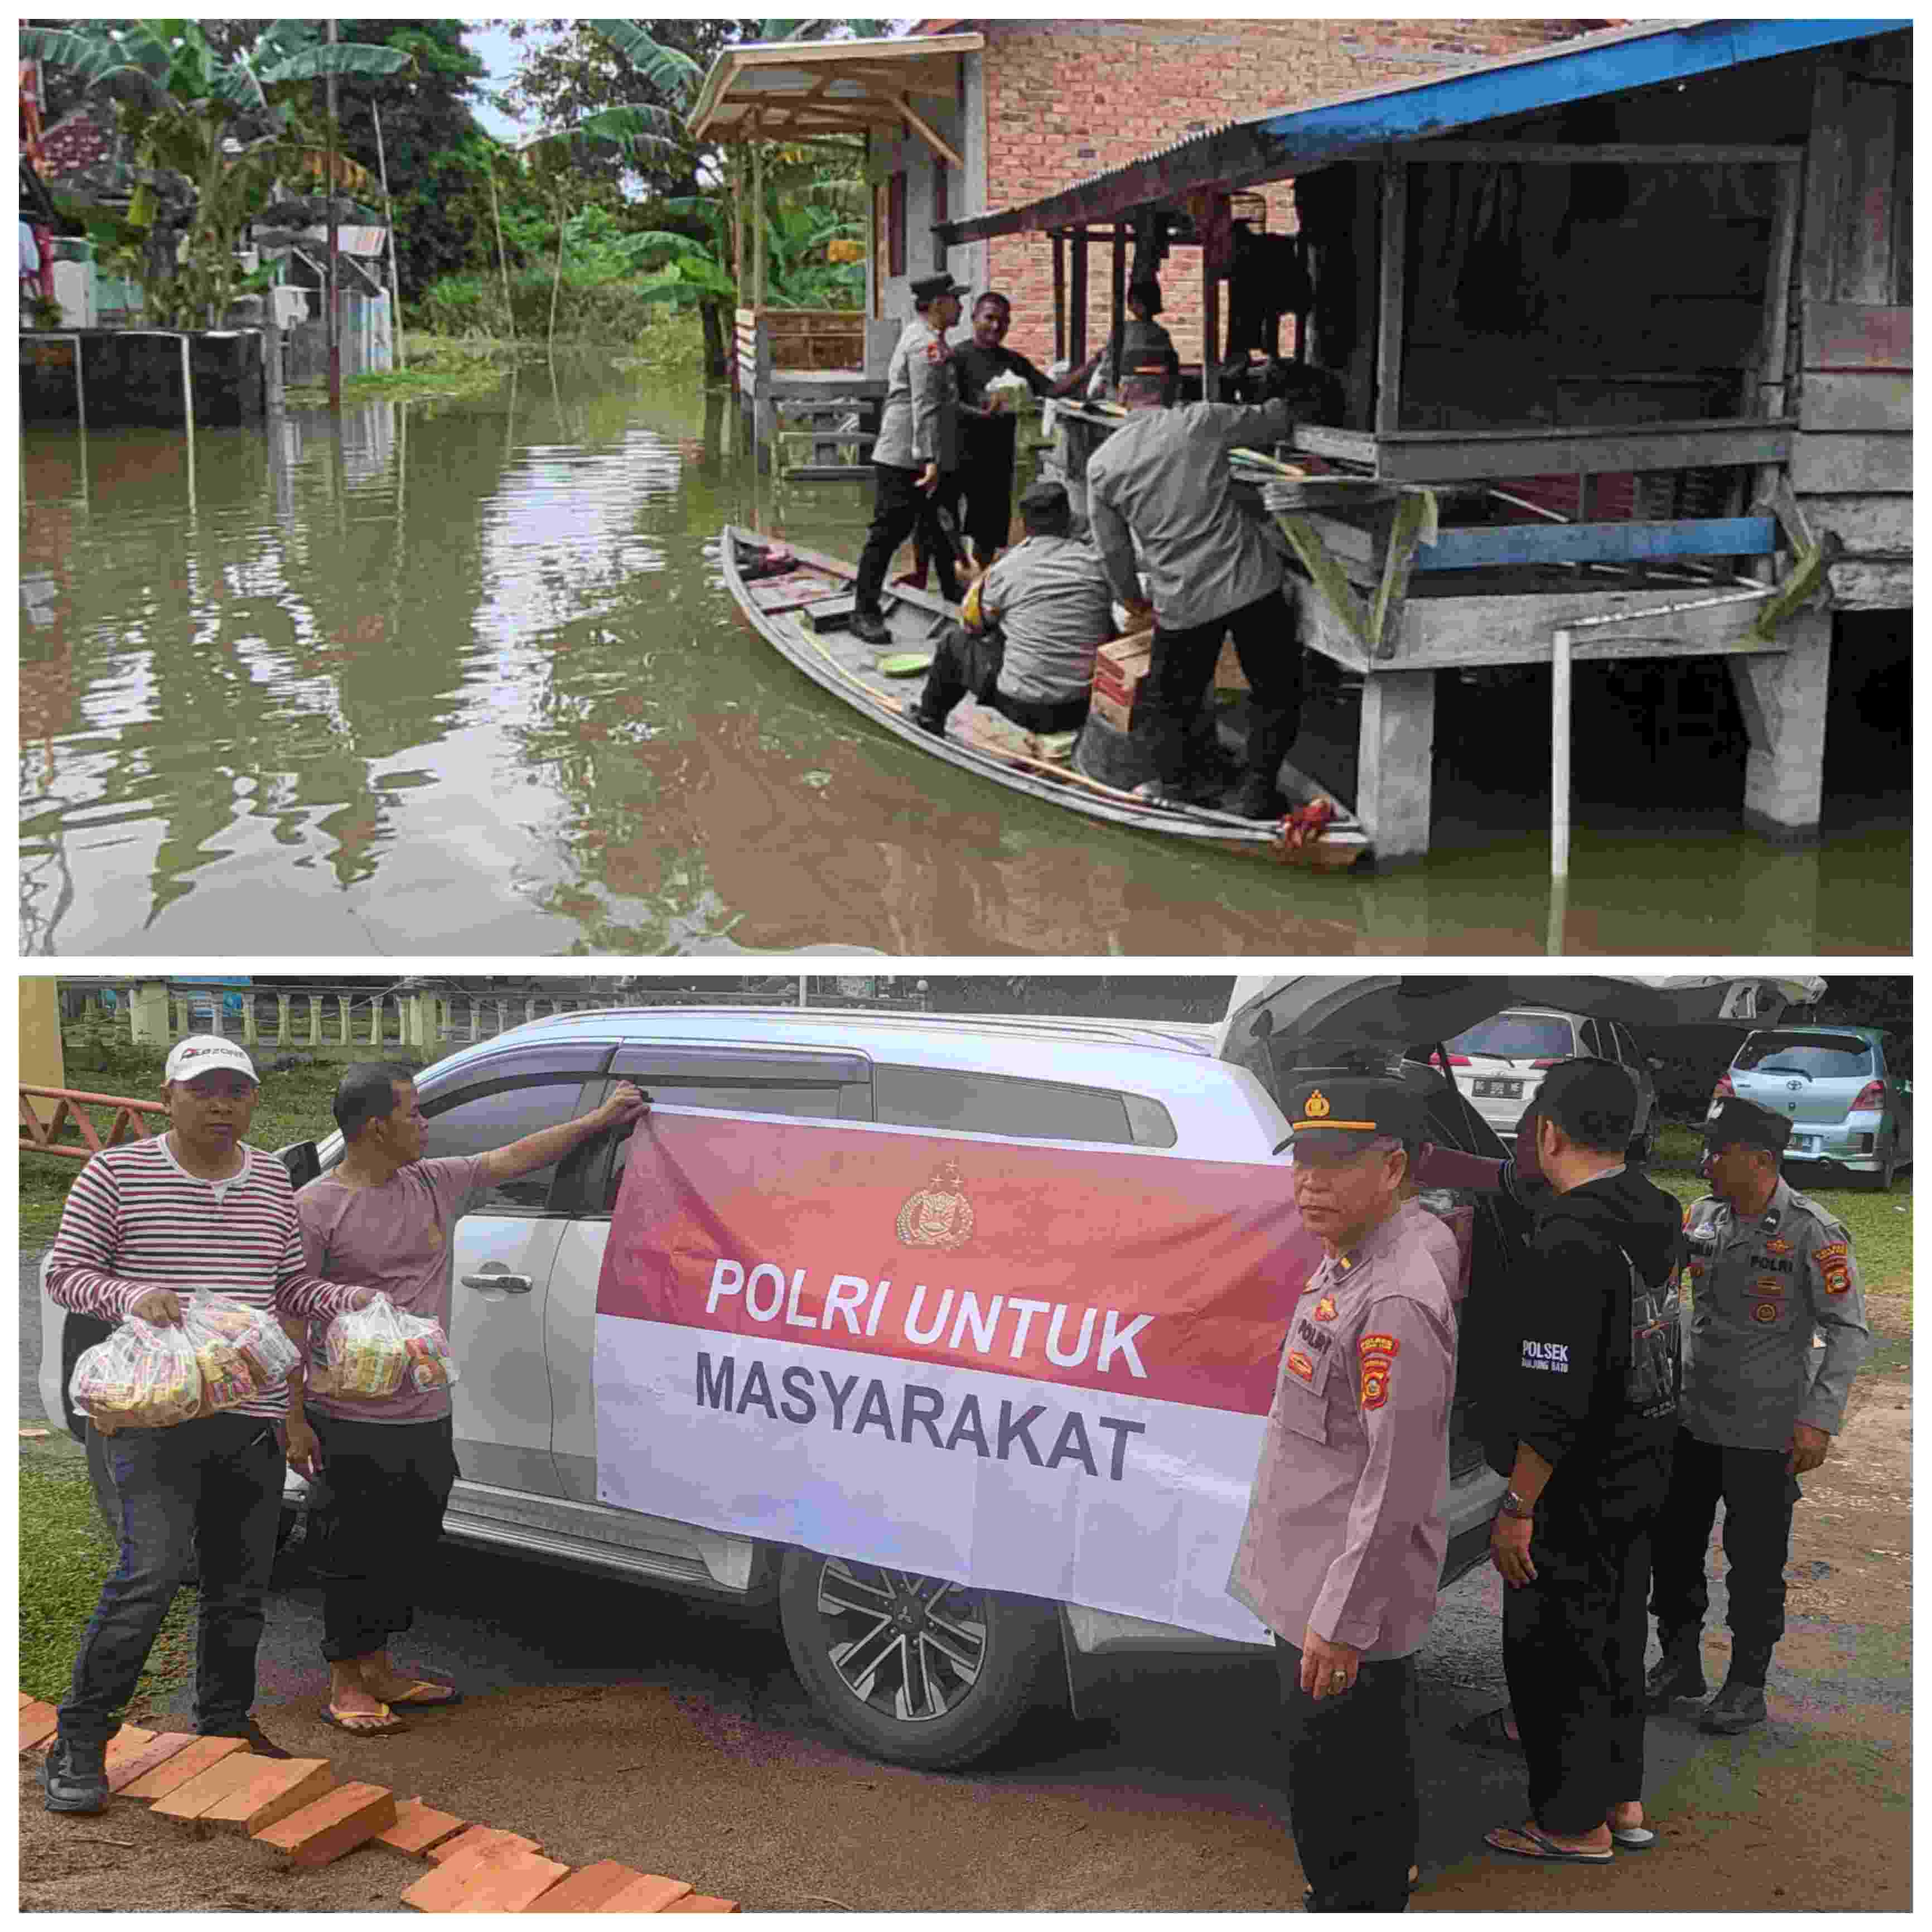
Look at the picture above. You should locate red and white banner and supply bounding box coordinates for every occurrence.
[595,1109,1320,1641]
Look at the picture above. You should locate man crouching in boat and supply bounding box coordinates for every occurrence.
[912,480,1114,742]
[852,273,968,646]
[1085,360,1334,820]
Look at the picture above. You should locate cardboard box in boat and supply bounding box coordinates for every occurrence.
[1089,633,1250,733]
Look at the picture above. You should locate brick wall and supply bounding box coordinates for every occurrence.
[977,18,1612,367]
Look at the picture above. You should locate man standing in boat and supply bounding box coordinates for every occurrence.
[912,479,1114,742]
[852,274,969,646]
[1085,360,1333,819]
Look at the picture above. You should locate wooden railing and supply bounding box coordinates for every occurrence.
[21,1085,167,1161]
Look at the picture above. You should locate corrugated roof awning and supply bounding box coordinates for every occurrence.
[939,16,1901,241]
[687,31,982,158]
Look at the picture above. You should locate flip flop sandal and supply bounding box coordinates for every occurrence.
[387,1681,463,1708]
[1485,1824,1614,1865]
[321,1703,409,1737]
[1450,1706,1525,1755]
[1612,1825,1659,1851]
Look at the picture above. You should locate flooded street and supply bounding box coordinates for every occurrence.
[19,355,1908,956]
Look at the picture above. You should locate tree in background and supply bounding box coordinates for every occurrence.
[21,19,408,326]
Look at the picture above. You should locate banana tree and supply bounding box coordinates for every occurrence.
[21,20,409,327]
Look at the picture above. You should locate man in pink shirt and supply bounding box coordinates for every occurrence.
[294,1062,646,1735]
[1229,1077,1458,1911]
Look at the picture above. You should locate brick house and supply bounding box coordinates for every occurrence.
[870,19,1611,367]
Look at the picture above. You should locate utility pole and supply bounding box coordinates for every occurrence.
[326,17,340,410]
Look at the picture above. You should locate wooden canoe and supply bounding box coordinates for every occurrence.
[718,527,1370,870]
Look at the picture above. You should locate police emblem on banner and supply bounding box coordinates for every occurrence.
[1815,1239,1851,1295]
[896,1160,975,1249]
[1358,1332,1399,1411]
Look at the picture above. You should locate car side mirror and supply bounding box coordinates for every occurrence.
[279,1140,321,1190]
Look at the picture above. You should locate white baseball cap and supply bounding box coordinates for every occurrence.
[163,1036,259,1085]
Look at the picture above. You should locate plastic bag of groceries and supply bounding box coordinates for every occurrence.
[397,1311,460,1393]
[180,1293,301,1412]
[310,1292,412,1399]
[70,1316,203,1431]
[980,368,1034,416]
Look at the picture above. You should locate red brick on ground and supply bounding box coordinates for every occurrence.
[663,1897,740,1913]
[198,1757,335,1835]
[600,1874,699,1912]
[18,1692,33,1709]
[100,1725,158,1775]
[253,1782,397,1867]
[149,1751,272,1822]
[403,1841,569,1913]
[377,1796,470,1856]
[526,1862,690,1913]
[105,1732,202,1795]
[427,1824,543,1864]
[119,1735,250,1802]
[20,1702,59,1752]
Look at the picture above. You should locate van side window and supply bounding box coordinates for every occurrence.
[873,1064,1139,1145]
[423,1078,596,1213]
[599,1083,851,1214]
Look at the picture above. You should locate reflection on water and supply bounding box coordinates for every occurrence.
[18,354,1909,956]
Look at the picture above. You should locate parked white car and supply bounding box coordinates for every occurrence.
[37,975,1805,1771]
[1441,1007,1660,1161]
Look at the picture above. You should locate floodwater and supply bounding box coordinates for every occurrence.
[19,355,1909,957]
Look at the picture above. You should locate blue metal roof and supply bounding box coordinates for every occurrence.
[944,17,1907,241]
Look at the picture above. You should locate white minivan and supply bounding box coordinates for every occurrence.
[39,975,1809,1770]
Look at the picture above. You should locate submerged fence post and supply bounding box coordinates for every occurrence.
[178,331,196,509]
[1551,627,1573,886]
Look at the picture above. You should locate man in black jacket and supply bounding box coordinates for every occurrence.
[1481,1057,1684,1865]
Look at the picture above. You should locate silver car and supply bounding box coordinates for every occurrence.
[1713,1025,1913,1189]
[1441,1008,1660,1162]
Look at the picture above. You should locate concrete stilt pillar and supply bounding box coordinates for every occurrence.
[241,997,258,1046]
[307,996,323,1047]
[1731,613,1831,843]
[129,982,171,1046]
[1355,669,1437,863]
[276,993,292,1048]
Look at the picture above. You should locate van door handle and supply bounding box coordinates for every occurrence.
[461,1266,534,1296]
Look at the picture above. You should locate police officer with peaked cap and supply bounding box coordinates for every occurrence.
[1646,1097,1871,1733]
[1229,1077,1458,1911]
[852,272,968,644]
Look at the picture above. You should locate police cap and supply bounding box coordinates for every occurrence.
[1703,1097,1792,1155]
[910,272,969,305]
[1275,1076,1428,1157]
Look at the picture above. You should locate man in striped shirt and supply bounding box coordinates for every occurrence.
[41,1036,375,1814]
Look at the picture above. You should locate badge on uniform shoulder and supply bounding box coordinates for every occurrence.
[1753,1301,1780,1324]
[1358,1332,1399,1411]
[1286,1349,1316,1383]
[1815,1239,1852,1295]
[1312,1293,1339,1322]
[925,341,948,364]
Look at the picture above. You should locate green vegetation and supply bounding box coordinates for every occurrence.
[19,1437,198,1713]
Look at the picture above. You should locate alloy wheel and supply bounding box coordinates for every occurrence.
[814,1559,988,1723]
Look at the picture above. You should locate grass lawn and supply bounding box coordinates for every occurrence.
[18,1434,198,1713]
[21,1044,422,1252]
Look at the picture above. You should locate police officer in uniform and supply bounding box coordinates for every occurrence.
[1229,1078,1458,1912]
[1645,1098,1871,1733]
[852,274,968,645]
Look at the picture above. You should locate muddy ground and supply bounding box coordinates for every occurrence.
[22,1359,1909,1913]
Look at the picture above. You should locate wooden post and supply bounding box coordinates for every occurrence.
[547,189,566,352]
[1374,154,1406,434]
[1110,223,1127,376]
[1052,232,1066,364]
[752,141,766,310]
[372,102,404,371]
[1750,155,1804,583]
[1346,162,1379,428]
[1202,250,1219,401]
[487,162,515,344]
[1070,227,1088,363]
[733,147,746,310]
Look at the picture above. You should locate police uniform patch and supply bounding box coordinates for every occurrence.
[1815,1239,1852,1295]
[1754,1276,1784,1296]
[1753,1301,1780,1324]
[1689,1261,1705,1279]
[1358,1332,1398,1411]
[925,341,949,363]
[1286,1349,1316,1383]
[1765,1237,1793,1255]
[1312,1294,1339,1322]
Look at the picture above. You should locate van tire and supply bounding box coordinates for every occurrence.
[778,1549,1062,1770]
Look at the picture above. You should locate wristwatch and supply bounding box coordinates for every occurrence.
[1498,1489,1537,1520]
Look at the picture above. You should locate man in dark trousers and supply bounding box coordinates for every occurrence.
[1229,1077,1459,1911]
[1482,1057,1684,1864]
[1646,1098,1870,1733]
[1085,362,1329,818]
[852,273,967,645]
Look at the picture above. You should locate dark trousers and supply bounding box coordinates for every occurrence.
[856,462,960,615]
[1502,1491,1651,1836]
[60,1414,283,1745]
[1137,587,1303,786]
[1649,1428,1800,1678]
[1275,1639,1417,1912]
[916,621,1089,736]
[308,1413,460,1663]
